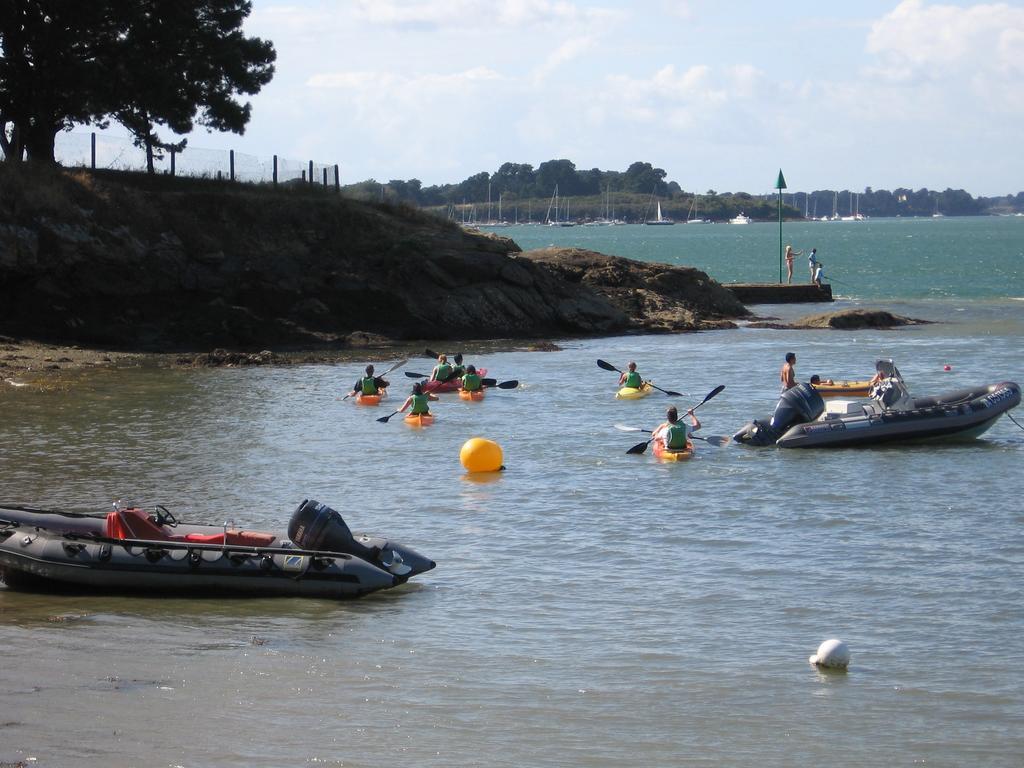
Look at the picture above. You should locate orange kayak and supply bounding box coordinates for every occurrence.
[404,413,435,427]
[356,392,383,406]
[458,389,485,401]
[653,440,694,461]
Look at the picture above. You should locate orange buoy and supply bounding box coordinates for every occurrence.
[459,437,504,473]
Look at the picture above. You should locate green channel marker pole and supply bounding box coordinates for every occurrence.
[775,169,787,283]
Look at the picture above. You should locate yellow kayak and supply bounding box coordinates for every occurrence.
[615,382,653,400]
[654,441,694,462]
[811,379,873,398]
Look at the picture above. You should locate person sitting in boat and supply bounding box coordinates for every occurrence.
[652,406,701,450]
[430,354,454,383]
[619,361,643,388]
[398,382,438,416]
[349,364,389,398]
[461,364,483,392]
[450,353,467,380]
[809,374,834,386]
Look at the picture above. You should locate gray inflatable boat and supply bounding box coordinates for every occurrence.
[734,360,1021,449]
[0,499,434,598]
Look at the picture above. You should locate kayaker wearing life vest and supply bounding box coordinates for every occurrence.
[461,364,483,392]
[618,361,643,388]
[398,382,439,416]
[349,364,389,398]
[652,406,701,450]
[430,355,454,383]
[450,353,467,380]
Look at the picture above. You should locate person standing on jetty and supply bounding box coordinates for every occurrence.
[780,352,797,392]
[808,248,818,282]
[785,245,803,284]
[619,361,643,388]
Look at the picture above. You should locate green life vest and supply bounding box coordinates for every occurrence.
[410,393,430,414]
[666,422,689,449]
[462,373,482,391]
[452,365,466,378]
[434,364,452,382]
[624,371,643,388]
[361,376,378,395]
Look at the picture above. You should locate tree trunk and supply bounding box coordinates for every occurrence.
[146,139,155,174]
[24,122,60,164]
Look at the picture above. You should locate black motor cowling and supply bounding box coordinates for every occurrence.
[288,499,377,561]
[770,383,825,431]
[733,383,825,446]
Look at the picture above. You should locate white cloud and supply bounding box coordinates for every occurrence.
[353,0,619,29]
[866,0,1024,82]
[532,36,597,82]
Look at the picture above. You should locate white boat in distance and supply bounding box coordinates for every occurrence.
[686,197,710,224]
[730,212,752,224]
[645,201,675,225]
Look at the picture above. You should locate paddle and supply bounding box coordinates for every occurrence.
[341,358,408,400]
[626,385,726,454]
[596,359,683,398]
[405,371,429,379]
[377,409,403,423]
[481,378,518,389]
[614,424,730,447]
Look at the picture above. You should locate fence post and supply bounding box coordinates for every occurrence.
[321,167,327,186]
[334,165,340,192]
[170,149,176,177]
[90,133,96,170]
[301,170,306,182]
[273,155,278,186]
[230,150,235,182]
[308,160,313,184]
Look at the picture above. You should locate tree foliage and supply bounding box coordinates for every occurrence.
[0,0,275,165]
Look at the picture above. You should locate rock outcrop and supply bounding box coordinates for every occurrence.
[747,308,930,330]
[0,166,749,349]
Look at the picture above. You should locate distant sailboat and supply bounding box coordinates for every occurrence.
[644,189,675,225]
[545,185,576,227]
[686,197,710,224]
[932,196,944,218]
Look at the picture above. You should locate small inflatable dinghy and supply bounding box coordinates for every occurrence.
[734,360,1020,449]
[0,499,434,598]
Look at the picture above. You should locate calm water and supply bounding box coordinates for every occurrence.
[2,218,1023,767]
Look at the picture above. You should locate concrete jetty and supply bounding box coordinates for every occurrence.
[725,283,833,304]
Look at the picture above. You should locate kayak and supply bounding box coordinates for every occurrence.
[356,392,384,406]
[811,379,873,398]
[458,389,485,401]
[423,368,487,394]
[653,440,694,461]
[616,382,653,400]
[404,413,435,427]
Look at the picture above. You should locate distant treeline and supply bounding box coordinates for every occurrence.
[341,159,1024,221]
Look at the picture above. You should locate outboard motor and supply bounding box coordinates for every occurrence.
[770,383,825,431]
[733,383,825,446]
[288,499,378,561]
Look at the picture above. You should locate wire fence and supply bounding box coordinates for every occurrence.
[54,130,340,187]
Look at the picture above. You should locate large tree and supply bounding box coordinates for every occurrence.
[0,0,275,165]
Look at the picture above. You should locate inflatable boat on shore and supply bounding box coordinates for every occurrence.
[0,499,434,598]
[734,361,1020,449]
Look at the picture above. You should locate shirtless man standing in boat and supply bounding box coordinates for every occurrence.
[780,352,797,392]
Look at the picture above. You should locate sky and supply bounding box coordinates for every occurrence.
[104,0,1024,196]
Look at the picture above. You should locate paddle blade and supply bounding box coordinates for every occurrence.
[700,384,725,405]
[626,439,651,455]
[480,378,497,387]
[424,349,439,359]
[662,389,683,397]
[405,371,428,379]
[495,380,519,389]
[703,435,731,447]
[596,359,620,373]
[377,410,401,423]
[614,424,650,433]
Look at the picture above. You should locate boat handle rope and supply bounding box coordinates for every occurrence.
[1007,412,1024,433]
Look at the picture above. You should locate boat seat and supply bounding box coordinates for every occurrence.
[183,531,277,547]
[105,508,175,541]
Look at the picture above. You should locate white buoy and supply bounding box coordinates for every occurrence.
[809,638,850,669]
